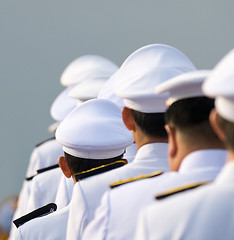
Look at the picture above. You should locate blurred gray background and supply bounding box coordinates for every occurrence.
[0,0,233,201]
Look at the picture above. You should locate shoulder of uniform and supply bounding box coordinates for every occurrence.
[36,163,59,174]
[13,203,57,228]
[109,171,164,189]
[155,181,210,200]
[35,136,55,148]
[25,164,59,181]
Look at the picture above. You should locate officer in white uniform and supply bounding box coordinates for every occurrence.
[134,49,234,240]
[14,98,133,240]
[22,55,119,213]
[67,44,197,240]
[8,86,76,240]
[83,70,227,240]
[9,55,119,240]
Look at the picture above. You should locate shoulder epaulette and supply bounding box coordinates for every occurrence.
[25,174,37,181]
[36,163,59,174]
[35,136,55,148]
[25,164,59,181]
[109,171,164,189]
[155,181,210,200]
[13,203,57,228]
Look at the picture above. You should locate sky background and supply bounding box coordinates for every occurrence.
[1,0,234,201]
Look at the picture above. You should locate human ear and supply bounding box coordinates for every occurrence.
[165,124,177,159]
[122,107,136,131]
[58,156,72,178]
[209,109,226,142]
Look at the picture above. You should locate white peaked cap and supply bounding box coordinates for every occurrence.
[50,87,78,122]
[68,78,109,101]
[60,55,119,87]
[114,44,196,113]
[98,71,125,109]
[48,122,61,134]
[55,99,134,159]
[202,49,234,123]
[156,70,211,106]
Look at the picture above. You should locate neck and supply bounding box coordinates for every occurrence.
[133,128,167,150]
[227,150,234,162]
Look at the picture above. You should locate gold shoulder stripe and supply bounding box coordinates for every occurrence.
[155,181,210,200]
[109,171,164,189]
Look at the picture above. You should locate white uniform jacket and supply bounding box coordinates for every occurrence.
[55,175,73,210]
[9,140,63,240]
[26,167,62,212]
[83,149,226,240]
[66,143,169,240]
[15,204,70,240]
[135,160,234,240]
[26,138,63,178]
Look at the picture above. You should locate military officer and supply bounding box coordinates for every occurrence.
[67,44,197,240]
[134,48,234,240]
[83,69,227,240]
[9,54,119,240]
[14,98,133,240]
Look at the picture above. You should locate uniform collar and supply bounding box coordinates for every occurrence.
[74,160,127,181]
[179,149,227,174]
[134,143,168,163]
[214,160,234,184]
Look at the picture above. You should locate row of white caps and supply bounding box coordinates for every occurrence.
[49,55,119,128]
[55,44,234,160]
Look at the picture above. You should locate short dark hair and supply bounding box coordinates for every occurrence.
[217,114,234,151]
[64,151,124,176]
[165,97,219,141]
[130,109,167,138]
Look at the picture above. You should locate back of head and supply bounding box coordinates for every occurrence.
[165,97,220,144]
[203,49,234,151]
[156,70,223,148]
[113,44,196,139]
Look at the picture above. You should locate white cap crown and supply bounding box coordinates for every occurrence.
[203,49,234,122]
[56,99,133,159]
[50,87,77,122]
[155,70,211,106]
[60,55,118,87]
[98,71,125,109]
[113,44,196,113]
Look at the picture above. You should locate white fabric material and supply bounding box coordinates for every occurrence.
[56,99,133,159]
[68,78,109,100]
[155,70,211,105]
[202,49,234,123]
[50,86,77,122]
[83,149,226,240]
[15,204,70,240]
[215,96,234,123]
[26,139,63,178]
[135,160,234,240]
[113,44,196,113]
[98,71,125,109]
[26,168,63,213]
[63,146,125,159]
[9,139,63,240]
[123,143,137,163]
[48,121,60,134]
[60,55,118,87]
[66,143,169,240]
[55,175,74,210]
